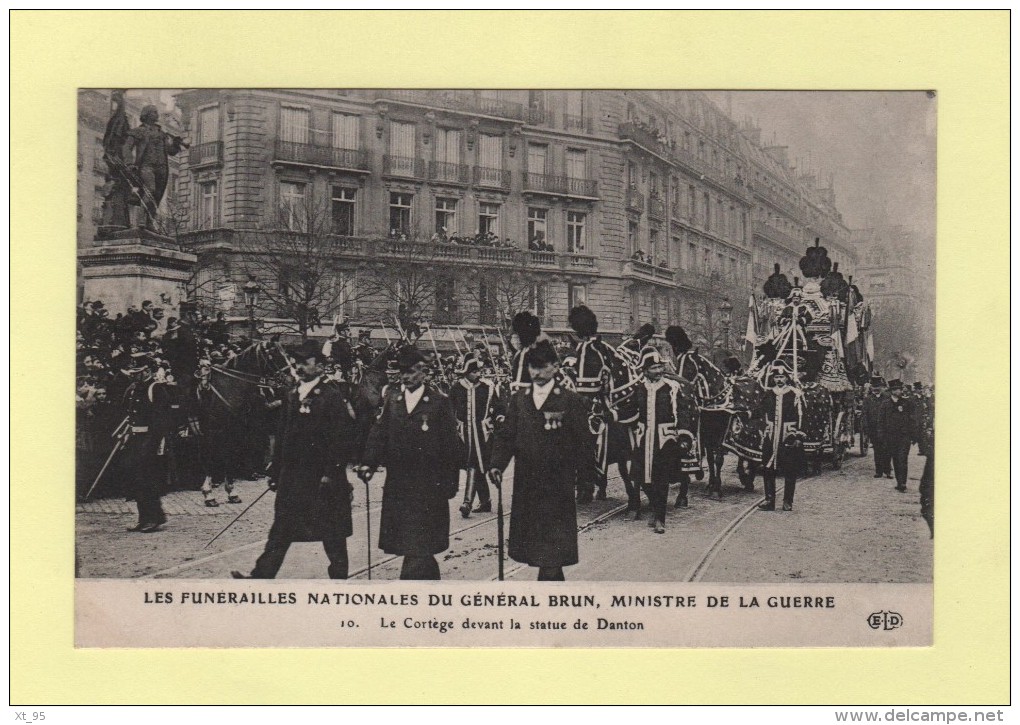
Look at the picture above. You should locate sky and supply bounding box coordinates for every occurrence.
[705,91,937,250]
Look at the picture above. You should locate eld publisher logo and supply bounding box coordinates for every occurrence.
[867,611,903,631]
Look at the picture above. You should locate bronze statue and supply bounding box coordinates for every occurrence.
[98,90,132,233]
[123,103,186,230]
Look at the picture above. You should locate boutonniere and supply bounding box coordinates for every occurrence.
[543,411,564,431]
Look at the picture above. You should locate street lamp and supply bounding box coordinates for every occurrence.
[718,297,733,350]
[242,274,260,339]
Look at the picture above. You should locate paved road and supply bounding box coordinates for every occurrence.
[76,444,933,583]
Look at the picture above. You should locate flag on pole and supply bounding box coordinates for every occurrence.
[846,306,859,344]
[865,330,875,363]
[744,295,758,346]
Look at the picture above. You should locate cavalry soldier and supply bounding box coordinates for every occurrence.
[757,360,806,512]
[877,379,916,493]
[630,347,692,532]
[450,352,505,518]
[862,375,891,478]
[120,355,174,532]
[569,305,639,503]
[489,340,597,581]
[359,346,461,580]
[232,341,357,579]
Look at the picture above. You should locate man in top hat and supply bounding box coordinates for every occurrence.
[359,346,461,580]
[630,347,694,532]
[449,352,505,518]
[120,354,174,532]
[877,379,916,492]
[489,340,597,581]
[232,340,357,579]
[757,359,805,512]
[862,375,891,479]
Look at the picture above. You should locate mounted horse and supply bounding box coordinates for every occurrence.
[193,340,294,506]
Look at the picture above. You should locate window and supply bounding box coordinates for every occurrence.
[565,91,583,118]
[435,128,462,164]
[672,178,681,211]
[566,149,587,180]
[527,144,547,175]
[649,172,659,196]
[279,181,306,231]
[741,212,748,242]
[199,180,219,228]
[527,207,548,245]
[331,112,359,149]
[687,242,697,270]
[478,202,500,235]
[198,107,219,145]
[331,186,356,235]
[478,134,502,169]
[389,121,415,156]
[435,277,457,322]
[389,192,413,235]
[568,284,587,310]
[435,197,457,234]
[629,221,639,255]
[703,192,711,229]
[688,185,696,220]
[702,248,711,274]
[651,294,661,325]
[529,282,547,318]
[648,227,659,262]
[280,106,309,144]
[716,252,725,274]
[566,211,586,253]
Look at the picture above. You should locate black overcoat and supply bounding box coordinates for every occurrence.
[491,382,596,568]
[363,385,460,556]
[271,379,356,541]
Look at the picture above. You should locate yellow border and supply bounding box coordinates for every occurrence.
[12,10,1009,704]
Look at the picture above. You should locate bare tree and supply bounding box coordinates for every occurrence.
[368,238,450,335]
[233,197,371,340]
[461,253,537,330]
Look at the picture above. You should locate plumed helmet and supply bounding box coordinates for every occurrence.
[820,262,850,301]
[568,305,598,337]
[722,356,742,375]
[665,325,692,355]
[799,238,833,279]
[763,263,793,299]
[511,311,541,347]
[764,358,795,386]
[634,323,656,340]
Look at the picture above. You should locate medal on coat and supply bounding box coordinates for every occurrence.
[543,411,564,430]
[421,414,430,432]
[299,399,311,414]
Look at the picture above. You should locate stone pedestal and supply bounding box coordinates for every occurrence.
[78,229,197,316]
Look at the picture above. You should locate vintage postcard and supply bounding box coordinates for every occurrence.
[12,10,1009,705]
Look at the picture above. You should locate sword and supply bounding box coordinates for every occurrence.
[84,431,129,501]
[496,476,505,581]
[460,468,476,518]
[359,470,374,580]
[203,485,273,549]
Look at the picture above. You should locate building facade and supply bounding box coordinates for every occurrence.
[169,89,858,347]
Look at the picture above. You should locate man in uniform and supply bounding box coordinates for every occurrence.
[630,347,693,532]
[757,360,805,512]
[489,340,596,581]
[862,375,891,479]
[617,323,656,368]
[877,379,916,493]
[120,355,174,532]
[450,352,505,518]
[508,311,543,394]
[358,346,461,580]
[232,340,356,579]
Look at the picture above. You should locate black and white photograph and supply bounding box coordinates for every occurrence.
[73,88,936,646]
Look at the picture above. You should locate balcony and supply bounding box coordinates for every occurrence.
[753,220,803,253]
[525,250,558,267]
[566,253,597,269]
[427,160,469,185]
[624,259,675,285]
[563,114,592,134]
[625,189,644,213]
[523,172,598,199]
[472,165,511,191]
[618,121,665,152]
[382,154,426,179]
[527,107,549,125]
[376,90,526,121]
[476,246,517,264]
[189,140,223,168]
[273,141,370,173]
[648,195,666,221]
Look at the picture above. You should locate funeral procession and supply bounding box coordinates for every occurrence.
[76,89,934,583]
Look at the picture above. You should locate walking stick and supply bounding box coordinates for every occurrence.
[84,432,128,501]
[203,485,273,549]
[496,478,505,581]
[364,476,373,580]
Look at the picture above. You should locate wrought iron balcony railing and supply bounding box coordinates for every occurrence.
[472,165,511,190]
[648,195,666,221]
[428,160,470,185]
[626,189,644,213]
[563,114,592,134]
[273,141,370,172]
[523,173,597,198]
[382,154,426,179]
[189,141,223,167]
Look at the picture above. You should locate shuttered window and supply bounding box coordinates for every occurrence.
[280,106,309,144]
[331,112,359,149]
